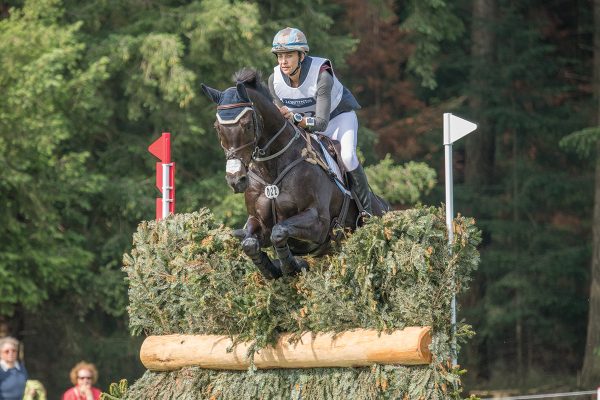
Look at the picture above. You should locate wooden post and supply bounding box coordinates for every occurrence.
[140,327,432,371]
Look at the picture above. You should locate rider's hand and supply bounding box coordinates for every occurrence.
[278,106,291,119]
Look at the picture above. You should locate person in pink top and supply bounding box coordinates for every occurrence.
[61,362,101,400]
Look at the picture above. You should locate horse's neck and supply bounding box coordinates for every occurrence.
[252,113,304,180]
[257,101,285,138]
[256,102,299,156]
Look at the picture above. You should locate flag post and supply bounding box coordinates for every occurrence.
[443,113,477,367]
[148,132,176,220]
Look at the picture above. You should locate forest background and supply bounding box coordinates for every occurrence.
[1,0,600,397]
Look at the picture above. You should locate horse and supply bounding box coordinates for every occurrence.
[201,69,388,279]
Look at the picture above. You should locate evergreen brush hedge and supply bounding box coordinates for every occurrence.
[121,206,480,399]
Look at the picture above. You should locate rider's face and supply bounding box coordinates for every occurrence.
[277,52,302,76]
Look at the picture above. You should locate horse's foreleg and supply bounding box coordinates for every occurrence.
[232,216,262,242]
[236,216,282,280]
[273,245,308,276]
[241,236,282,280]
[232,228,248,240]
[271,208,327,276]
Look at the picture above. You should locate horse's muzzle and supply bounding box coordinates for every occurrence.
[225,158,249,193]
[227,173,248,193]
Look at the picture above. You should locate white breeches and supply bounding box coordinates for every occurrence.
[321,111,359,171]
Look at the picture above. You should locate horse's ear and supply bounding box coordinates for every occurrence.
[201,84,222,104]
[236,82,251,103]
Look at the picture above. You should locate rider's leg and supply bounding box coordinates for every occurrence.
[325,111,373,215]
[347,164,373,216]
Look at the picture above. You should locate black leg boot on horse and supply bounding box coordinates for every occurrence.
[348,164,373,221]
[275,245,308,276]
[241,236,283,280]
[271,224,309,276]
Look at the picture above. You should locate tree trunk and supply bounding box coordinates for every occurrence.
[581,0,600,387]
[465,0,496,185]
[582,142,600,387]
[0,308,25,339]
[0,2,9,19]
[462,0,496,382]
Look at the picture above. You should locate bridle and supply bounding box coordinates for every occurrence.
[216,101,300,165]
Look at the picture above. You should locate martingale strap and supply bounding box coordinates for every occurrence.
[248,157,306,225]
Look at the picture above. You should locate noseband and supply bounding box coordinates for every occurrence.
[216,102,299,164]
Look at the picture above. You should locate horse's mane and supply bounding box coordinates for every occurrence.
[233,68,273,102]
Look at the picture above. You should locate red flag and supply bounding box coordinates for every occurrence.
[148,132,171,163]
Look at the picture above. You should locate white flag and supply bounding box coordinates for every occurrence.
[443,113,477,145]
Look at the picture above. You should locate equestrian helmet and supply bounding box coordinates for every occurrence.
[271,27,309,54]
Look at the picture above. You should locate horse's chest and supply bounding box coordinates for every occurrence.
[253,191,298,220]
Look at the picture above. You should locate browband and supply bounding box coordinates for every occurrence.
[217,102,253,110]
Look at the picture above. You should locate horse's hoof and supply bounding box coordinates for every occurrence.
[242,237,260,255]
[257,265,281,280]
[280,257,308,276]
[294,257,309,273]
[233,228,247,241]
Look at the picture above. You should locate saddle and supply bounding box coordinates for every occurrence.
[303,133,349,186]
[317,134,348,179]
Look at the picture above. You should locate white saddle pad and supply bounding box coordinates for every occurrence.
[312,134,342,182]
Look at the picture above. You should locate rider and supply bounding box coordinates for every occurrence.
[267,27,373,216]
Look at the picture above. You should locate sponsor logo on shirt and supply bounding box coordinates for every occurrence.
[282,97,316,108]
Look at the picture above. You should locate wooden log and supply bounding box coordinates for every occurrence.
[140,326,432,371]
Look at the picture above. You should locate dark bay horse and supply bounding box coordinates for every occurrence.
[201,69,388,279]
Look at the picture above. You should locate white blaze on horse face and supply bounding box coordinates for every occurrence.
[226,159,243,175]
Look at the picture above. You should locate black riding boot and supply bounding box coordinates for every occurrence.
[348,165,373,216]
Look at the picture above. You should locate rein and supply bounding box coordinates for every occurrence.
[253,121,298,161]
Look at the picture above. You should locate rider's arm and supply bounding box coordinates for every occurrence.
[312,69,333,132]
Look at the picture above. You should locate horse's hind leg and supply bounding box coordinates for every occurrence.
[241,236,282,280]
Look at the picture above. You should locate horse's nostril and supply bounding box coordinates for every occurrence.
[229,175,248,193]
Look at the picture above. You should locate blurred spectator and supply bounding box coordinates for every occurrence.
[0,336,28,400]
[61,362,101,400]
